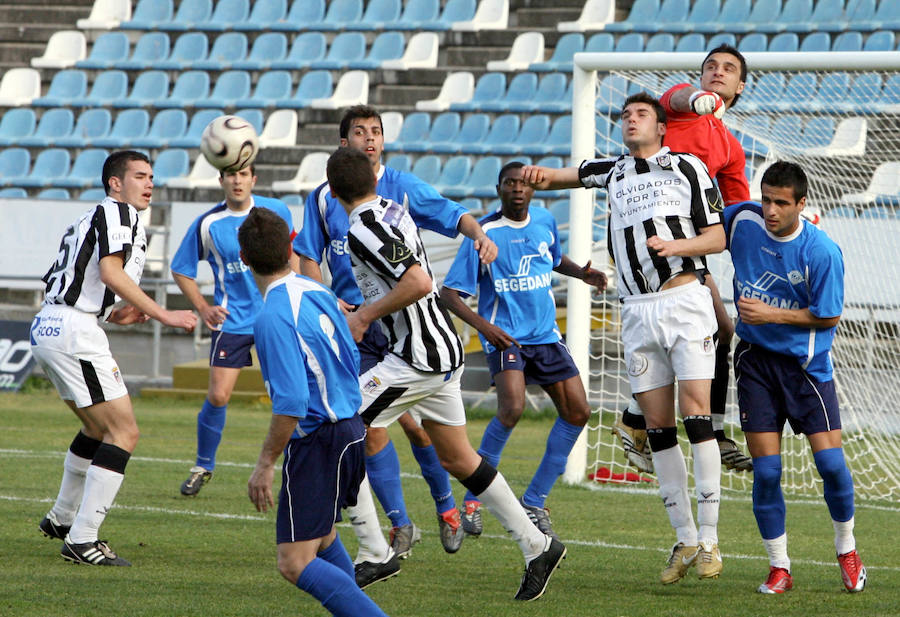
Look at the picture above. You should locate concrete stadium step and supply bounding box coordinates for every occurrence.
[171,358,265,391]
[140,386,269,404]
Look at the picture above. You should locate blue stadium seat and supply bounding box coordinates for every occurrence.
[20,108,74,147]
[348,0,401,30]
[197,70,251,108]
[759,0,811,33]
[768,32,800,52]
[736,114,771,156]
[383,111,430,152]
[32,69,87,107]
[114,71,169,108]
[350,31,405,69]
[659,71,691,93]
[457,197,482,213]
[536,156,563,171]
[495,114,551,156]
[707,32,737,48]
[605,0,660,32]
[385,154,412,173]
[767,71,817,112]
[56,149,108,188]
[56,108,112,147]
[450,72,506,112]
[585,33,615,53]
[394,0,439,30]
[800,116,835,148]
[407,112,460,153]
[482,72,538,113]
[410,155,442,185]
[70,70,127,108]
[270,32,326,70]
[864,30,895,51]
[281,70,333,109]
[516,72,567,113]
[235,0,286,31]
[170,109,223,148]
[120,0,174,30]
[862,1,900,33]
[738,32,769,52]
[549,199,570,225]
[846,0,876,28]
[159,0,213,31]
[433,155,472,198]
[635,0,688,33]
[117,31,170,70]
[37,188,70,199]
[279,194,304,206]
[418,0,475,30]
[860,206,894,219]
[157,32,208,70]
[310,32,366,70]
[76,32,129,70]
[646,33,676,52]
[17,148,71,188]
[530,33,583,73]
[728,0,781,33]
[614,33,645,53]
[157,71,210,109]
[230,32,283,70]
[665,0,720,33]
[596,74,628,114]
[695,0,750,33]
[461,115,519,155]
[234,109,263,134]
[93,108,150,147]
[0,187,27,197]
[233,70,292,108]
[131,109,188,148]
[463,156,502,198]
[876,74,900,111]
[0,108,35,146]
[828,205,857,218]
[312,0,363,31]
[810,71,850,112]
[0,149,30,186]
[832,31,863,51]
[431,113,489,154]
[838,72,882,113]
[270,0,324,31]
[152,148,190,185]
[799,0,844,33]
[78,188,107,201]
[195,31,248,70]
[740,72,785,112]
[199,0,249,31]
[533,115,571,158]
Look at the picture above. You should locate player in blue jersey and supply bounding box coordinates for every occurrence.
[171,164,297,496]
[238,207,389,617]
[440,162,606,539]
[724,161,866,595]
[294,105,498,580]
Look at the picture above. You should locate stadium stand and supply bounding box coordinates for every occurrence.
[31,31,86,69]
[77,0,132,30]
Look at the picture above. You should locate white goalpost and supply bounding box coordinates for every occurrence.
[563,52,900,503]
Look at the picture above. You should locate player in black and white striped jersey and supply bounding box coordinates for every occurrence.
[522,93,727,585]
[31,150,197,567]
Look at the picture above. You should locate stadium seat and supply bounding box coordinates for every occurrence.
[158,0,213,31]
[487,31,544,71]
[494,114,551,156]
[19,108,75,147]
[349,31,405,70]
[462,156,502,198]
[417,71,475,112]
[271,0,324,31]
[259,109,297,147]
[433,155,472,198]
[0,187,27,198]
[76,32,129,70]
[349,0,401,30]
[270,32,326,70]
[170,108,223,148]
[0,68,40,106]
[728,0,780,33]
[461,114,519,155]
[736,114,772,157]
[877,74,900,111]
[271,152,329,193]
[740,73,785,112]
[16,148,71,188]
[157,31,208,70]
[604,0,659,32]
[310,71,368,109]
[381,32,439,69]
[198,0,249,31]
[517,72,568,113]
[120,0,173,29]
[663,0,719,33]
[152,148,190,186]
[385,154,412,173]
[281,70,333,109]
[312,0,363,31]
[758,0,811,33]
[798,116,835,149]
[832,31,863,52]
[695,0,750,33]
[233,70,292,108]
[450,72,505,112]
[233,108,262,135]
[309,32,366,70]
[394,0,439,30]
[453,0,508,32]
[797,0,844,33]
[530,32,583,73]
[37,188,70,200]
[78,188,106,201]
[0,149,31,186]
[432,113,489,154]
[419,0,475,30]
[382,111,403,143]
[116,31,170,70]
[131,109,188,148]
[55,149,108,189]
[807,117,867,157]
[0,109,36,147]
[166,153,221,189]
[195,31,249,70]
[585,32,615,53]
[645,33,676,52]
[525,114,570,156]
[842,161,900,205]
[114,71,169,108]
[738,32,769,52]
[765,71,816,112]
[864,30,895,51]
[457,197,482,213]
[839,72,882,113]
[707,32,737,48]
[808,71,850,112]
[856,0,900,33]
[55,108,112,147]
[635,0,688,33]
[384,111,429,152]
[557,0,615,31]
[157,70,210,108]
[596,74,628,114]
[481,72,538,113]
[234,0,286,30]
[31,30,86,69]
[410,155,442,185]
[279,194,303,206]
[31,69,87,107]
[78,0,132,30]
[614,33,645,53]
[659,71,691,93]
[407,112,460,153]
[196,70,251,108]
[768,32,800,52]
[92,108,150,147]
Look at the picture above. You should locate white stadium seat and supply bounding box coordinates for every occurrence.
[486,32,544,71]
[166,154,221,189]
[453,0,508,31]
[77,0,132,30]
[31,31,86,69]
[381,110,404,144]
[259,109,297,148]
[381,32,439,70]
[310,70,369,109]
[558,0,616,32]
[0,68,41,106]
[416,71,474,112]
[271,152,329,194]
[807,117,868,157]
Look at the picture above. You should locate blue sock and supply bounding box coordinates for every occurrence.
[464,416,513,503]
[367,440,410,528]
[296,558,388,617]
[410,443,456,514]
[196,400,226,470]
[814,447,855,522]
[752,454,786,539]
[317,534,354,579]
[522,417,583,507]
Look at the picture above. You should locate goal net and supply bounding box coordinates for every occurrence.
[563,52,900,503]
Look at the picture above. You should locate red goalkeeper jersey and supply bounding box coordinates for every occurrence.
[660,83,750,205]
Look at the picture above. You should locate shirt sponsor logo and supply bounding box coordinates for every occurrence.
[109,226,132,244]
[735,279,801,310]
[225,260,249,274]
[362,375,381,394]
[379,241,413,264]
[329,238,349,256]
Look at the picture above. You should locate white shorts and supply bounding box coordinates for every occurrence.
[357,354,466,429]
[621,280,716,394]
[30,305,128,408]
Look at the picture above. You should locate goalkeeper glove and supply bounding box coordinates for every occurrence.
[689,90,726,119]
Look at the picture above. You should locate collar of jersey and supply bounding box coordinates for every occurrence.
[499,212,531,228]
[348,195,384,219]
[263,272,295,300]
[766,219,805,243]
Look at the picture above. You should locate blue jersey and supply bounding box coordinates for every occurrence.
[443,206,563,354]
[253,273,361,438]
[293,164,467,304]
[724,202,844,381]
[171,196,294,335]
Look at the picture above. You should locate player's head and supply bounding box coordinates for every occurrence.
[760,161,808,237]
[102,150,153,210]
[327,147,377,206]
[496,161,533,218]
[701,44,747,108]
[219,164,257,208]
[340,105,384,170]
[621,92,667,152]
[238,206,291,275]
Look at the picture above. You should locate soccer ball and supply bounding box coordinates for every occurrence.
[199,115,259,173]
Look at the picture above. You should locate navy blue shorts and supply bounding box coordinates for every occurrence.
[734,340,841,435]
[209,331,254,368]
[486,341,580,386]
[357,321,389,376]
[276,414,367,544]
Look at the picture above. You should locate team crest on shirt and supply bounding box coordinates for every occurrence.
[362,375,382,394]
[627,353,649,377]
[380,241,413,264]
[657,154,671,168]
[788,270,805,285]
[702,336,714,354]
[705,188,724,212]
[112,366,122,385]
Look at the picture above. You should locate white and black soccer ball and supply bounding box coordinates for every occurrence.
[199,115,259,173]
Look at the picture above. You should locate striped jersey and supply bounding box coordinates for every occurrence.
[170,195,295,334]
[579,147,723,298]
[347,196,464,373]
[41,196,147,320]
[254,273,361,438]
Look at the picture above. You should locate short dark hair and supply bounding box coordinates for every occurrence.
[219,163,256,179]
[761,161,808,202]
[102,150,151,195]
[237,207,290,275]
[339,105,383,139]
[327,147,376,204]
[497,161,525,186]
[623,92,667,124]
[703,44,747,107]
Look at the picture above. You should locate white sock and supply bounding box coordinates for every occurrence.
[50,449,92,525]
[346,474,391,564]
[763,533,791,571]
[833,516,856,555]
[67,465,124,544]
[476,471,548,563]
[691,439,721,545]
[652,444,697,546]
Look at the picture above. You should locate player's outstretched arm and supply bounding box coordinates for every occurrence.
[668,85,726,118]
[553,257,608,291]
[106,304,150,325]
[521,165,581,190]
[646,224,725,258]
[172,271,228,330]
[346,264,432,342]
[736,297,841,329]
[439,286,520,350]
[457,214,498,265]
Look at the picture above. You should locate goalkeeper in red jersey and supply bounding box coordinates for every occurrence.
[613,45,754,474]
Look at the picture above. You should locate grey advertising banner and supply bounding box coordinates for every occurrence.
[0,320,36,391]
